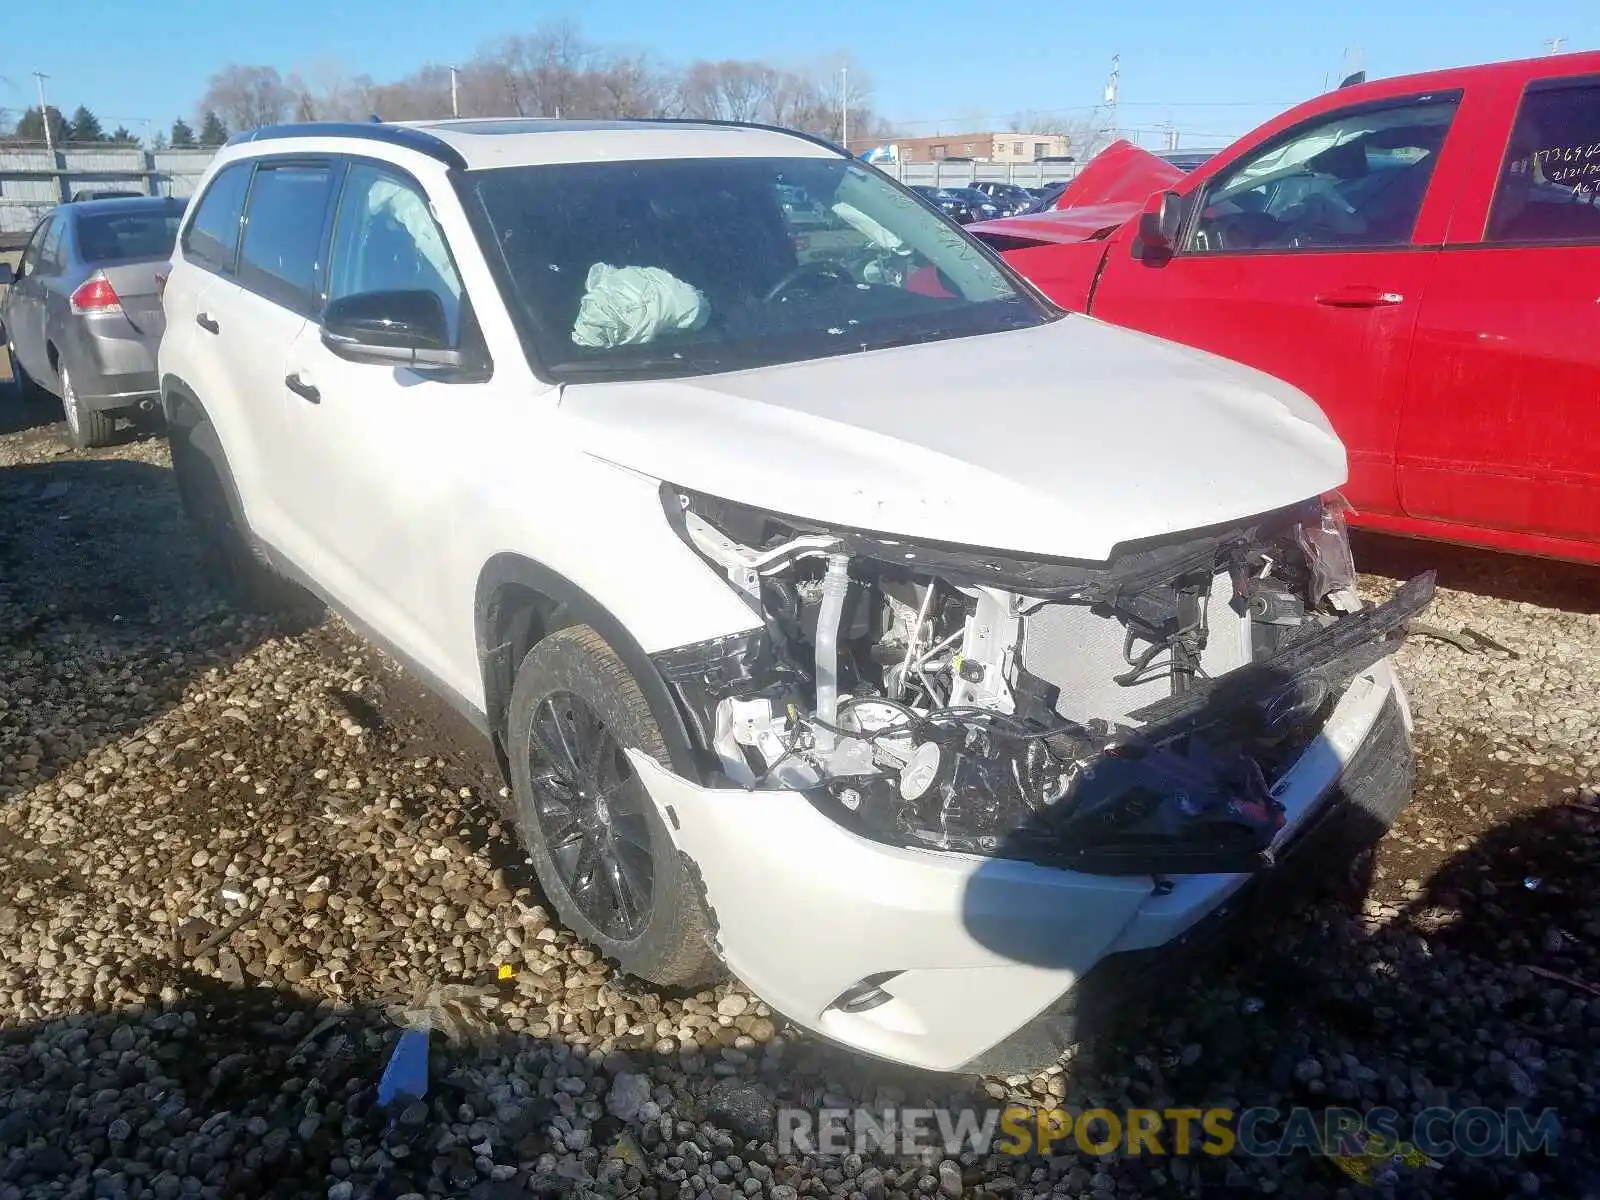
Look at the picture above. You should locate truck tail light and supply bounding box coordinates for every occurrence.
[70,275,122,315]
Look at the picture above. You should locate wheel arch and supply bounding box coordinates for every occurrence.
[161,372,210,433]
[474,553,703,785]
[160,373,253,545]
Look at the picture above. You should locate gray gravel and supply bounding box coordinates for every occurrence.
[2,405,1599,1198]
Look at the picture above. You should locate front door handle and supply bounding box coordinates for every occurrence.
[1314,285,1404,308]
[285,373,320,404]
[195,311,219,333]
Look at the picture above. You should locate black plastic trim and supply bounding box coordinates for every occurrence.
[224,122,469,171]
[473,554,704,783]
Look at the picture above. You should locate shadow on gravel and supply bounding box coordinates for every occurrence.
[0,456,283,803]
[1027,773,1600,1197]
[0,970,1004,1200]
[1353,530,1600,615]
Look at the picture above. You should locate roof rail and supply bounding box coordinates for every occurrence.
[221,121,468,170]
[631,116,851,158]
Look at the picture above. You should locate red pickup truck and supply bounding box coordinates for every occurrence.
[971,52,1600,567]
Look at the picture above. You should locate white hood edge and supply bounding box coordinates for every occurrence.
[562,315,1347,562]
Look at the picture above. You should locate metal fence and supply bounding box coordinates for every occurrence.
[875,161,1081,188]
[0,147,217,245]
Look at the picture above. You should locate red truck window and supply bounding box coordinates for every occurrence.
[1185,95,1460,254]
[1487,81,1600,244]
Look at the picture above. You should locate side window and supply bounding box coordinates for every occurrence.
[19,217,54,275]
[326,163,464,343]
[182,162,253,274]
[237,162,338,316]
[1187,95,1459,253]
[1487,82,1600,244]
[35,220,66,274]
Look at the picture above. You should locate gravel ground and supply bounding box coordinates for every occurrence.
[1,393,1599,1200]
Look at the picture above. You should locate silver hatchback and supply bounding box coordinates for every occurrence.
[1,196,185,447]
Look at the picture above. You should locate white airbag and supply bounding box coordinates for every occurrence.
[571,263,710,348]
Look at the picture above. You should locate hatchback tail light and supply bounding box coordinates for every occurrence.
[70,275,122,315]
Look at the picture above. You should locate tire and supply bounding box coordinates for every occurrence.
[169,417,320,618]
[506,625,720,988]
[59,363,116,449]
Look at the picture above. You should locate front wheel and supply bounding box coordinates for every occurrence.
[506,625,720,987]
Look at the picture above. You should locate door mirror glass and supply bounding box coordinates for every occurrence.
[322,289,464,369]
[1135,190,1184,257]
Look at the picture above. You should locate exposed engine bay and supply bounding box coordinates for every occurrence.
[654,485,1434,876]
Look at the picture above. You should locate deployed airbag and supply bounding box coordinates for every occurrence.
[571,263,710,348]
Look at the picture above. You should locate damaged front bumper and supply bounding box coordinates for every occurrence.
[628,645,1415,1074]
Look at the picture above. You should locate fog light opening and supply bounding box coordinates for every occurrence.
[829,971,902,1014]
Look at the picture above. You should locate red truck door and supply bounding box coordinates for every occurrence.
[1089,89,1469,518]
[1397,71,1600,553]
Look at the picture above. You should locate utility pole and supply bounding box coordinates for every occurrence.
[1104,55,1120,147]
[840,65,849,151]
[32,71,53,152]
[449,66,460,117]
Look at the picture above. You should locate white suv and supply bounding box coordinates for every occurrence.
[158,118,1433,1074]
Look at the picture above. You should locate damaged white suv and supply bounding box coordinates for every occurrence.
[158,118,1433,1074]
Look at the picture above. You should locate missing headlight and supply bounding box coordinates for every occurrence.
[652,486,1431,875]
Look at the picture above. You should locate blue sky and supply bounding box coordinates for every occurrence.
[2,0,1595,149]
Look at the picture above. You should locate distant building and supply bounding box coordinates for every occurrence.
[848,132,1074,164]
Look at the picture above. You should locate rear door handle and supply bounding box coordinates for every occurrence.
[1314,285,1404,308]
[195,312,219,333]
[285,373,320,404]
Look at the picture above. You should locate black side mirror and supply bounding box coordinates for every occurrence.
[321,289,464,369]
[1134,190,1185,260]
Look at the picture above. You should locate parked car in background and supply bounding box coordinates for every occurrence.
[968,51,1600,567]
[1016,180,1070,214]
[910,184,980,222]
[0,196,186,447]
[967,181,1035,214]
[157,116,1428,1074]
[942,186,1003,222]
[71,189,147,202]
[1152,149,1219,172]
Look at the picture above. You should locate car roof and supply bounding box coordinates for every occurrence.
[64,196,186,217]
[225,117,842,172]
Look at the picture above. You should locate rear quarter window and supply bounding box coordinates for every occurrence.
[181,163,254,274]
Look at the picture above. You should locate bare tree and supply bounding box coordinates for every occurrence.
[200,65,293,132]
[1008,109,1106,157]
[184,20,893,140]
[285,59,372,122]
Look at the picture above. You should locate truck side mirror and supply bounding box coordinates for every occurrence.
[1134,190,1184,260]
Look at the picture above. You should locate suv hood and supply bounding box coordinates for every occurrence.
[562,316,1346,561]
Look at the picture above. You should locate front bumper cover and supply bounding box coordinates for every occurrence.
[962,687,1414,1075]
[628,653,1414,1074]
